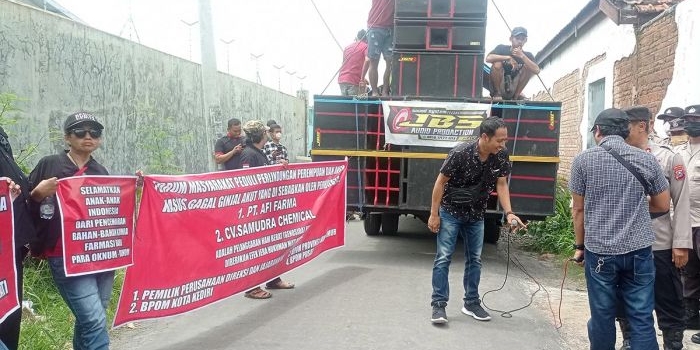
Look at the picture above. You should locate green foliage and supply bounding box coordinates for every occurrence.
[0,92,36,174]
[522,182,575,255]
[19,260,125,350]
[132,103,190,175]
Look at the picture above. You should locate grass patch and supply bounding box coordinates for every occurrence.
[521,183,575,256]
[19,260,125,350]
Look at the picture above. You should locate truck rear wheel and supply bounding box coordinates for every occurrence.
[381,213,399,235]
[364,213,382,236]
[484,219,501,244]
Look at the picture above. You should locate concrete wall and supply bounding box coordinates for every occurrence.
[0,0,307,175]
[613,9,678,115]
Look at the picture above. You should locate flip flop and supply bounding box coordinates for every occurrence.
[244,287,272,299]
[265,281,295,290]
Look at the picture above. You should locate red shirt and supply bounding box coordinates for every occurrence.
[338,41,368,85]
[367,0,395,28]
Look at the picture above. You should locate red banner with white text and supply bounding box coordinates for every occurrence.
[0,179,19,323]
[57,176,137,276]
[113,160,347,327]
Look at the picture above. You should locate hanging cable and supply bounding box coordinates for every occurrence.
[309,0,344,52]
[312,0,393,94]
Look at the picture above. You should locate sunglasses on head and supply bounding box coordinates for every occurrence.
[70,128,102,138]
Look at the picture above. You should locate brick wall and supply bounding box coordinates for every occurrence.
[613,10,678,114]
[548,70,582,180]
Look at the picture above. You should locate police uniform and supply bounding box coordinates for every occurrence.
[618,107,691,347]
[657,107,687,148]
[676,105,700,331]
[646,141,692,340]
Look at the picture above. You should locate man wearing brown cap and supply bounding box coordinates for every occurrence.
[486,27,540,101]
[614,106,691,350]
[569,108,670,349]
[675,105,700,342]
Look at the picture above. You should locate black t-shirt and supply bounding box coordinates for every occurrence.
[28,153,109,255]
[439,140,511,221]
[489,44,535,77]
[0,127,35,246]
[240,145,269,169]
[214,135,245,170]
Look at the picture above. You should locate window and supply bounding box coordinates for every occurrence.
[587,78,605,149]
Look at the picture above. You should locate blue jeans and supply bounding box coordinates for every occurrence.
[431,208,484,307]
[584,247,657,350]
[0,340,8,350]
[48,258,114,350]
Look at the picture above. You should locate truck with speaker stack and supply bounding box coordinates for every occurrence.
[311,0,561,243]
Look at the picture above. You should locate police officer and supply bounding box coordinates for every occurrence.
[668,118,689,148]
[677,104,700,343]
[616,106,691,350]
[655,107,686,147]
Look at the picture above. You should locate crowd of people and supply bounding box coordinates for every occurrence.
[570,104,700,349]
[0,113,294,349]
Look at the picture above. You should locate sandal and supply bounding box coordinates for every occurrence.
[265,280,295,290]
[244,287,272,299]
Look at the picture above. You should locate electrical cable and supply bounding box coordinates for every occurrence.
[489,0,555,102]
[311,0,393,95]
[481,222,574,330]
[481,224,565,329]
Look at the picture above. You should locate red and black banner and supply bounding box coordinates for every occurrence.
[0,179,19,323]
[113,160,347,327]
[57,176,137,276]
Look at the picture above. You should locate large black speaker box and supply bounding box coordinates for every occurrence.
[391,51,484,98]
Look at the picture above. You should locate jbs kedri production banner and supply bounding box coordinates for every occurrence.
[382,100,490,147]
[0,179,19,323]
[57,176,137,276]
[113,161,347,327]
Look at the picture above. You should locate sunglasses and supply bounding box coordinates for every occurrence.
[71,128,102,138]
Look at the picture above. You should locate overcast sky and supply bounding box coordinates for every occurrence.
[55,0,590,97]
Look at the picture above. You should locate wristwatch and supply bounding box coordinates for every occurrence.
[573,243,585,250]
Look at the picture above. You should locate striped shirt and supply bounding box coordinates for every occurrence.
[569,136,669,255]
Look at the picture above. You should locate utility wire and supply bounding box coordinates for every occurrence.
[309,0,344,52]
[311,0,392,94]
[490,0,555,101]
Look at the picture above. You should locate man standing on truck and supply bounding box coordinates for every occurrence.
[366,0,395,97]
[338,29,369,96]
[569,108,670,349]
[485,27,540,101]
[428,116,524,324]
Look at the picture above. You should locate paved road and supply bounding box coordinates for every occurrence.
[111,217,568,350]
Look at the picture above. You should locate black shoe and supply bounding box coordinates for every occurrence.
[618,339,631,350]
[462,303,491,321]
[431,306,447,324]
[692,332,700,344]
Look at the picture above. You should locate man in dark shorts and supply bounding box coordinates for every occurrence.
[366,0,395,96]
[485,27,540,101]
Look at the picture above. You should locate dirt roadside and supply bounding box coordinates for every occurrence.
[504,236,696,349]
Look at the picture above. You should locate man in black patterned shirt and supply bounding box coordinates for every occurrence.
[428,116,524,324]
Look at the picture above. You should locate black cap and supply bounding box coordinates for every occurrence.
[669,118,686,132]
[684,105,700,118]
[657,107,684,122]
[511,26,527,37]
[624,106,651,122]
[590,108,629,132]
[63,112,104,131]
